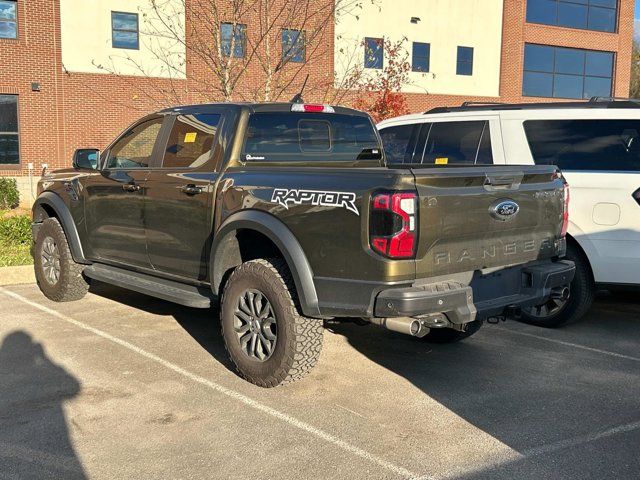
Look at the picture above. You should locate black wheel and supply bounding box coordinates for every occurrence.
[421,320,483,344]
[220,258,323,387]
[520,243,594,328]
[34,217,90,302]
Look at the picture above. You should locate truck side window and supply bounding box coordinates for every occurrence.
[422,121,493,166]
[379,124,419,164]
[243,113,381,162]
[162,113,221,168]
[524,119,640,171]
[106,117,164,169]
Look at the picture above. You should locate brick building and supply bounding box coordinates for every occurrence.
[0,0,635,203]
[335,0,635,112]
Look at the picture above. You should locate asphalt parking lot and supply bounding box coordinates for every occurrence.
[1,281,639,480]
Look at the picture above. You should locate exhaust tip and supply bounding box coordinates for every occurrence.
[410,320,422,336]
[551,286,570,301]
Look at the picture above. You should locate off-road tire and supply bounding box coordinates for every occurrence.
[34,217,89,302]
[220,258,323,387]
[421,319,483,344]
[519,243,594,328]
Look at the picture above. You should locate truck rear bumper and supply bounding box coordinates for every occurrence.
[374,260,575,324]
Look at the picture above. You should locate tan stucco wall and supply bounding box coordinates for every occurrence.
[60,0,186,78]
[334,0,504,97]
[11,176,40,208]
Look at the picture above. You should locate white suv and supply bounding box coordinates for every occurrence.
[378,99,640,327]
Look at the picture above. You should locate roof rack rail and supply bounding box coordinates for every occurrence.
[588,96,640,103]
[460,101,506,107]
[424,98,640,114]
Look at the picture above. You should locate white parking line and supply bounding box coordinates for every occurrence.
[494,327,640,363]
[0,288,429,480]
[436,419,640,480]
[522,419,640,457]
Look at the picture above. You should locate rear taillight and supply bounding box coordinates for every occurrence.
[633,188,640,206]
[370,192,418,259]
[290,103,335,113]
[561,182,570,237]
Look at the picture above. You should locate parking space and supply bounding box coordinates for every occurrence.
[1,282,639,480]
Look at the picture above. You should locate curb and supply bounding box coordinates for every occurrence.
[0,265,36,286]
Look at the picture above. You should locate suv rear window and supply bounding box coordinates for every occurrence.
[422,121,492,166]
[243,112,381,162]
[524,120,640,171]
[378,124,418,164]
[380,120,493,166]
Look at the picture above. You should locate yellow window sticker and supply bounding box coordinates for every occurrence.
[435,157,448,165]
[184,132,197,143]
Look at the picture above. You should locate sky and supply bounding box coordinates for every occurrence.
[636,3,640,40]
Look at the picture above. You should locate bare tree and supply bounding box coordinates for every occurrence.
[95,0,377,104]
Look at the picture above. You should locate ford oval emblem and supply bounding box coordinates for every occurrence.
[491,200,520,221]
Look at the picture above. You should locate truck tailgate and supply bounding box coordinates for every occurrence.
[410,166,566,277]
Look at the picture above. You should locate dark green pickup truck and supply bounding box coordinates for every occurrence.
[32,102,574,387]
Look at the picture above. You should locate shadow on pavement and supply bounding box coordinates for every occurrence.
[0,331,87,479]
[327,298,640,479]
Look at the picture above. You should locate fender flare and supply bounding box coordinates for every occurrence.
[210,210,320,317]
[32,191,89,264]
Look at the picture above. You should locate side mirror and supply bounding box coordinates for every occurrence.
[73,148,100,170]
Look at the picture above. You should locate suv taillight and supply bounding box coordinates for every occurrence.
[633,188,640,206]
[370,192,418,259]
[561,182,570,237]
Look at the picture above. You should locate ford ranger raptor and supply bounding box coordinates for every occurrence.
[31,102,575,387]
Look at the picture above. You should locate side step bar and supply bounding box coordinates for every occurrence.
[84,264,213,309]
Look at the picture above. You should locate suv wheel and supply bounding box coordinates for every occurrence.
[220,258,323,387]
[34,218,90,302]
[421,320,483,343]
[520,243,594,328]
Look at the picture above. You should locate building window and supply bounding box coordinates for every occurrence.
[412,42,430,72]
[111,12,139,50]
[0,95,19,165]
[282,29,305,63]
[526,0,617,33]
[0,0,17,39]
[364,37,383,69]
[456,46,474,76]
[523,43,613,99]
[221,23,246,58]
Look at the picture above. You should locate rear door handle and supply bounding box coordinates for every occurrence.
[122,183,141,192]
[181,184,203,195]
